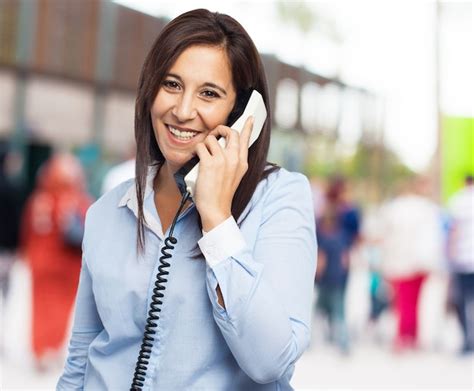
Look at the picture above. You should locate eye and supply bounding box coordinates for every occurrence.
[162,80,181,90]
[201,89,220,99]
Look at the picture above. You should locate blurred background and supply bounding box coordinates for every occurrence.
[0,0,472,389]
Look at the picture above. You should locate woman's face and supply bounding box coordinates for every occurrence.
[151,45,237,173]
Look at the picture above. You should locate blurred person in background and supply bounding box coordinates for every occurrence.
[21,153,92,370]
[361,209,390,329]
[0,141,24,354]
[309,176,326,219]
[447,175,474,355]
[379,176,443,352]
[315,176,360,354]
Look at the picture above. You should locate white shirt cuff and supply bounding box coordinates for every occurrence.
[198,216,247,268]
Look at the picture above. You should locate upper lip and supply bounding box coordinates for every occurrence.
[167,124,200,133]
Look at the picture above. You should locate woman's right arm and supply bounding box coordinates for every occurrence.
[57,257,103,390]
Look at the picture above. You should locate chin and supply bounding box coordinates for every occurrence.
[163,153,194,172]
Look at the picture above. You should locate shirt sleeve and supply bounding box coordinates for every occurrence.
[199,172,317,384]
[57,256,103,390]
[198,216,246,267]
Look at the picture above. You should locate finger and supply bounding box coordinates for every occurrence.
[239,116,254,161]
[241,116,254,148]
[208,124,228,137]
[208,126,239,150]
[195,142,211,162]
[204,135,224,157]
[225,129,240,151]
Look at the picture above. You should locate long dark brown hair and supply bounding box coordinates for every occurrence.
[135,9,279,252]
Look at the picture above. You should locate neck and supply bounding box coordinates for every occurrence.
[153,162,193,223]
[154,162,182,199]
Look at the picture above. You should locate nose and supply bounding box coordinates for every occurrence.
[172,92,197,122]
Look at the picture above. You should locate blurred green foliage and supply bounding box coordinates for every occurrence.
[442,116,474,202]
[276,1,343,42]
[303,135,414,204]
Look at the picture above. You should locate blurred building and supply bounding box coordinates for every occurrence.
[0,0,165,156]
[0,0,382,195]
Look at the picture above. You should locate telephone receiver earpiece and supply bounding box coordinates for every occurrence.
[174,90,267,200]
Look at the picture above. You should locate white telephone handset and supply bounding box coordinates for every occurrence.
[174,90,267,199]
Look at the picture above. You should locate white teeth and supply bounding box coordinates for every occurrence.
[168,126,198,140]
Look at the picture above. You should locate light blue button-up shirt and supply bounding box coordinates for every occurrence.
[57,166,317,390]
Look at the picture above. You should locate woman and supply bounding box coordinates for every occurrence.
[315,176,360,354]
[58,9,316,390]
[22,153,92,370]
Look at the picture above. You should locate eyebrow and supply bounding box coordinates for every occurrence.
[166,73,228,96]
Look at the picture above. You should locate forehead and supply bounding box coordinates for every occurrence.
[168,45,233,86]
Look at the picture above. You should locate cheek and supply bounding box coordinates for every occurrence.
[200,104,234,129]
[150,91,170,121]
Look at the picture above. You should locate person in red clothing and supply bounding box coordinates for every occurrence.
[22,153,92,370]
[378,177,443,352]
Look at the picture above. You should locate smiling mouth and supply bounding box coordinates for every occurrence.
[167,125,200,141]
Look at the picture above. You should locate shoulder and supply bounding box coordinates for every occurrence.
[85,178,134,227]
[260,166,311,196]
[254,167,313,216]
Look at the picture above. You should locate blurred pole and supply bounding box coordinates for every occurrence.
[11,0,37,186]
[92,0,117,150]
[379,97,387,200]
[433,0,442,202]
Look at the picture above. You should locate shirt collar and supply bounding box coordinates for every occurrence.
[118,164,159,208]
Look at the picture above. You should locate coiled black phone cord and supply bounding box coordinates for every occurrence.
[130,191,190,390]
